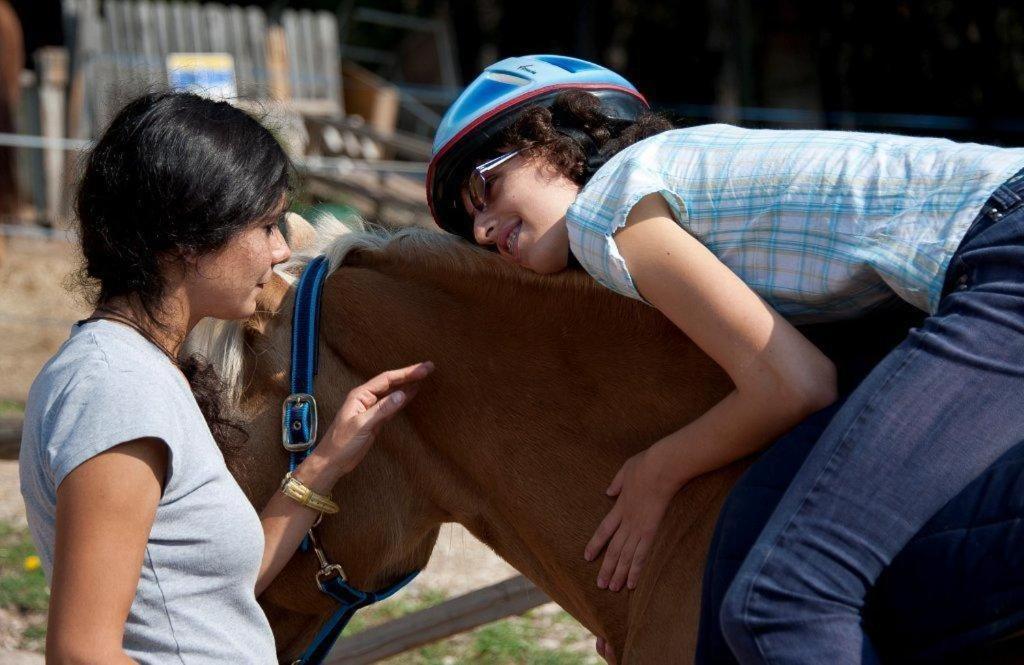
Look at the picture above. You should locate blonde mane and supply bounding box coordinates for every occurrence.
[184,213,606,408]
[184,213,371,406]
[183,214,506,406]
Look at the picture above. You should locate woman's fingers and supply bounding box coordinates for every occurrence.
[356,386,413,430]
[362,361,434,397]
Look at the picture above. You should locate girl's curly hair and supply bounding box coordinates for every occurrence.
[498,90,679,185]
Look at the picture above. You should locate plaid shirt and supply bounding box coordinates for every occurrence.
[565,124,1024,322]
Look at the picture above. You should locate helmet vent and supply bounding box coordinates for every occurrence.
[535,55,600,73]
[485,71,532,86]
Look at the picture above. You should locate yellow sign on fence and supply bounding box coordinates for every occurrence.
[166,53,237,101]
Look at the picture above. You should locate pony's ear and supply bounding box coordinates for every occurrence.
[283,212,318,252]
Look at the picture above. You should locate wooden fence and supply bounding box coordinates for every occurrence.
[62,0,341,139]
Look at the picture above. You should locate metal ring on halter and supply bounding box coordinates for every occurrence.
[315,564,347,591]
[281,392,318,451]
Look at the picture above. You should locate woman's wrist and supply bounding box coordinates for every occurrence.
[290,449,346,494]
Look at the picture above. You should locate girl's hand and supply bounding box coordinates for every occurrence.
[319,361,434,475]
[584,446,681,592]
[595,636,618,664]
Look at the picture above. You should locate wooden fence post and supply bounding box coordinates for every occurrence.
[266,23,290,102]
[35,46,68,226]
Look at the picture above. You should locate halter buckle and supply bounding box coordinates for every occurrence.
[281,392,318,451]
[315,564,347,591]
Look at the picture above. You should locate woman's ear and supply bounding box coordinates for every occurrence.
[282,212,318,252]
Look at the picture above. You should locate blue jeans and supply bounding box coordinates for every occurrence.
[714,172,1024,664]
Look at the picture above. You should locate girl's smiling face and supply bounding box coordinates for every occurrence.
[463,152,579,274]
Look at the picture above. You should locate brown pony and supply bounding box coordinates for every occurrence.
[184,215,1014,663]
[0,0,21,220]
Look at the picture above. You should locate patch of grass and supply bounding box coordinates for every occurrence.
[20,620,47,651]
[0,399,24,418]
[469,616,591,665]
[0,520,49,653]
[343,587,595,664]
[0,521,49,612]
[472,620,535,660]
[346,587,451,635]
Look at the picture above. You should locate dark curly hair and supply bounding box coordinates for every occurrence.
[495,89,678,186]
[71,91,292,461]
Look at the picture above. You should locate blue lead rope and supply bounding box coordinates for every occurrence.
[295,570,420,665]
[283,255,421,665]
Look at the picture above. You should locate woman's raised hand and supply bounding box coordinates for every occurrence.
[320,361,434,475]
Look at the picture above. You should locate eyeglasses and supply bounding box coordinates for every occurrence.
[466,150,520,213]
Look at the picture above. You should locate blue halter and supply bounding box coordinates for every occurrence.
[283,254,420,665]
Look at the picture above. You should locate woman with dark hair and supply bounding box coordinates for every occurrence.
[427,55,1024,663]
[18,91,433,663]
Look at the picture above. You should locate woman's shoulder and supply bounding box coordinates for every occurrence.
[23,321,199,489]
[30,322,175,402]
[26,321,192,442]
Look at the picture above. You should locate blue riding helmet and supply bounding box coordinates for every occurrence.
[427,54,649,239]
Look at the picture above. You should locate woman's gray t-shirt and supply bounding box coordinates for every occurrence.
[19,318,276,664]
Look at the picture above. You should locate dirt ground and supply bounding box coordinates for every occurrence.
[0,234,90,404]
[0,234,595,662]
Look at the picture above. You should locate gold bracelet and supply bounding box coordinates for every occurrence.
[279,471,340,514]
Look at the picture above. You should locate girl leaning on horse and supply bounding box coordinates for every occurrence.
[426,54,1024,664]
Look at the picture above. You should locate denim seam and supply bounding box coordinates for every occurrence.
[911,515,1024,542]
[739,341,926,663]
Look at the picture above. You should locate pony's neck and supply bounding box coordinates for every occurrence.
[319,236,737,644]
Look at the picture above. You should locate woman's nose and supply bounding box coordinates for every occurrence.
[272,227,291,264]
[473,214,497,245]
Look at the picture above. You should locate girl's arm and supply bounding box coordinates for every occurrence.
[584,194,837,592]
[255,361,433,596]
[615,192,837,484]
[48,437,168,664]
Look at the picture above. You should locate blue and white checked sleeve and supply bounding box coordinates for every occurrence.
[566,157,688,303]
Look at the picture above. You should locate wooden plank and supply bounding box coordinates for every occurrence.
[170,1,190,53]
[89,0,112,132]
[136,1,162,91]
[187,3,206,52]
[324,576,550,664]
[282,10,303,99]
[205,4,228,54]
[35,47,68,224]
[265,24,290,102]
[227,5,251,97]
[316,11,341,111]
[245,7,267,96]
[152,0,171,58]
[299,10,318,99]
[67,0,101,139]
